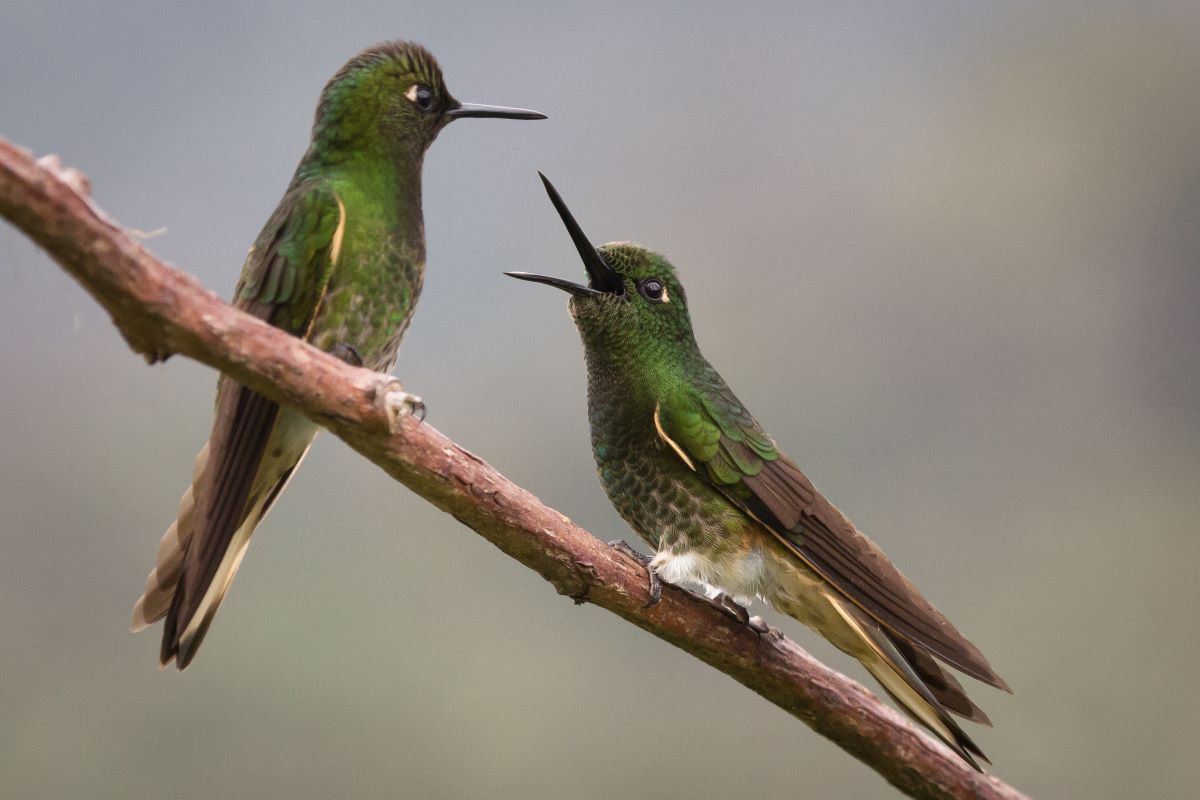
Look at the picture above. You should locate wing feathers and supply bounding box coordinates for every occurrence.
[135,179,343,668]
[891,635,993,726]
[656,378,1009,692]
[749,456,1008,690]
[131,442,210,631]
[828,593,988,768]
[160,382,280,666]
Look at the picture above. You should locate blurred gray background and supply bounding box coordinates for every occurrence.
[2,2,1198,798]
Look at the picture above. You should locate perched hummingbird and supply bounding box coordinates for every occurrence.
[130,42,544,669]
[508,175,1009,769]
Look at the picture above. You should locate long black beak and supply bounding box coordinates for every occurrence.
[506,173,625,297]
[445,101,546,120]
[505,271,603,297]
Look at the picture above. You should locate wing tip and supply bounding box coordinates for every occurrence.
[173,636,199,671]
[158,636,187,671]
[959,701,994,728]
[957,655,1012,694]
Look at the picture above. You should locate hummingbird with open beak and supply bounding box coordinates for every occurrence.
[508,174,1009,769]
[131,42,544,669]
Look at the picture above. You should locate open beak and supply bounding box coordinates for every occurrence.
[445,101,546,120]
[506,173,625,297]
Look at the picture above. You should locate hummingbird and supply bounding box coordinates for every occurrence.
[130,41,544,669]
[508,175,1009,769]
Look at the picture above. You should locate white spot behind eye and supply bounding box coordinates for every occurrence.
[661,285,670,303]
[405,85,419,103]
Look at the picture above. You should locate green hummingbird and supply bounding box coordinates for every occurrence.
[508,175,1009,769]
[130,41,544,670]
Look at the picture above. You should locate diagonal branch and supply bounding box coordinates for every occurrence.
[0,137,1029,800]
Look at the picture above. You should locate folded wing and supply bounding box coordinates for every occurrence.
[655,365,1009,691]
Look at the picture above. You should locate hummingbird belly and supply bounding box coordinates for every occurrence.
[306,229,424,372]
[650,522,882,660]
[649,524,778,606]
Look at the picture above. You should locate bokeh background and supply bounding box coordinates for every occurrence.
[2,2,1198,798]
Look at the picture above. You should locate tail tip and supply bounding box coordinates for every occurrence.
[130,600,151,633]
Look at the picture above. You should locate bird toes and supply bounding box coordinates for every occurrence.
[376,380,425,432]
[330,342,364,367]
[606,539,660,607]
[709,591,752,625]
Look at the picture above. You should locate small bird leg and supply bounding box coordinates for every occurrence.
[373,379,426,432]
[710,591,751,625]
[338,344,427,427]
[329,342,364,367]
[704,591,770,634]
[607,540,661,607]
[387,388,425,425]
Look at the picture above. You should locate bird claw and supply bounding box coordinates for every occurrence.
[607,539,661,608]
[377,380,425,432]
[646,570,662,607]
[706,592,770,634]
[710,591,751,625]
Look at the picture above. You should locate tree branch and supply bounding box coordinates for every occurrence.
[0,137,1028,800]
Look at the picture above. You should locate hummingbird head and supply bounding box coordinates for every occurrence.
[508,174,698,359]
[312,41,545,160]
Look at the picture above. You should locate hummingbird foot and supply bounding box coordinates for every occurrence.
[703,591,770,634]
[606,539,661,607]
[709,591,752,625]
[375,379,426,432]
[330,342,364,367]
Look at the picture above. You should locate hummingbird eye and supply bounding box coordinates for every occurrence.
[638,278,667,303]
[406,84,436,112]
